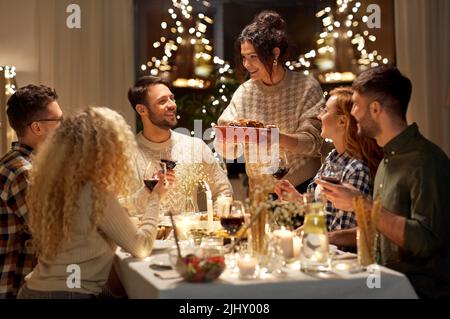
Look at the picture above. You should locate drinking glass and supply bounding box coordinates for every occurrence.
[272,151,290,180]
[220,200,245,249]
[319,162,343,184]
[143,162,160,192]
[159,149,177,170]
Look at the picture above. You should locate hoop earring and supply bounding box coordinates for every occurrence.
[273,59,278,66]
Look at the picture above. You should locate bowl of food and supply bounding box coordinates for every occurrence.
[169,245,226,283]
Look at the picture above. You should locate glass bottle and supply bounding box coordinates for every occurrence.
[299,203,330,272]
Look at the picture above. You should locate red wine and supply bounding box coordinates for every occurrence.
[160,159,176,170]
[321,176,341,184]
[220,217,244,235]
[273,167,290,180]
[144,179,158,191]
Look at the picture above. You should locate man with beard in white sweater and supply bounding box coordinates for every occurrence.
[127,76,233,219]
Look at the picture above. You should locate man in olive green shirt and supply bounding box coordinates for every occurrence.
[317,66,450,298]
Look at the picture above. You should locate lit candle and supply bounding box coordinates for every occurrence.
[293,236,301,258]
[334,262,351,272]
[204,183,214,232]
[207,199,214,232]
[217,196,225,215]
[274,227,294,259]
[217,195,232,216]
[237,254,257,278]
[176,216,193,240]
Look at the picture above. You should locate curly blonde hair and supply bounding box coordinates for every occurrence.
[27,106,140,260]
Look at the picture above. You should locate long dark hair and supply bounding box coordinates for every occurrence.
[235,11,289,82]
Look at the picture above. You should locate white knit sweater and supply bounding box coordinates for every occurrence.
[134,130,233,215]
[218,70,325,186]
[25,183,160,295]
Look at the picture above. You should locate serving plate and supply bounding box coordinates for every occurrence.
[213,126,279,143]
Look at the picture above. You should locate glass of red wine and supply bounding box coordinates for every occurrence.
[159,149,176,170]
[220,200,245,249]
[159,150,176,186]
[272,151,290,180]
[320,162,343,184]
[160,158,177,170]
[143,162,160,192]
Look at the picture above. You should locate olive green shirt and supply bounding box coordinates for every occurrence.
[374,123,450,297]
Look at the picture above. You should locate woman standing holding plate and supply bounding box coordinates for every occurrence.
[216,10,325,193]
[215,10,325,256]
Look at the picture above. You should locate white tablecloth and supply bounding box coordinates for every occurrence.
[114,248,418,299]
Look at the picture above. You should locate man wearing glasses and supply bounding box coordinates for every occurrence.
[0,84,63,298]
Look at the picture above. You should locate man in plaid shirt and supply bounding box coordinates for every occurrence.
[0,85,63,298]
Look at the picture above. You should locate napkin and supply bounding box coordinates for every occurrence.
[153,270,180,280]
[333,252,357,260]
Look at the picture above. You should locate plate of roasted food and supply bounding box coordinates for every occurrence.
[214,119,278,144]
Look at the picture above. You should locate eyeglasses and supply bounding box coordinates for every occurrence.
[27,117,64,126]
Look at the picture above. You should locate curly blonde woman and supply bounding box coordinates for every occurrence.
[17,107,173,299]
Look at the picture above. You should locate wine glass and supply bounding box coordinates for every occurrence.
[269,151,290,201]
[220,200,245,249]
[143,162,160,192]
[272,151,290,180]
[319,162,343,185]
[159,149,177,171]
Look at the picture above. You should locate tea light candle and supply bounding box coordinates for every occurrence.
[237,254,257,278]
[334,262,351,272]
[176,216,193,240]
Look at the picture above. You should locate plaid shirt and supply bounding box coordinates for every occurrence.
[0,142,36,299]
[308,149,372,231]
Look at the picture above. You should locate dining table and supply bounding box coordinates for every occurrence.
[114,242,418,299]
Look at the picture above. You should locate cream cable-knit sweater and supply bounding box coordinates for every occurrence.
[134,130,233,215]
[218,70,325,186]
[24,183,160,295]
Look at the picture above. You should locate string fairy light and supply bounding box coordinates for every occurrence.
[141,0,237,124]
[1,66,17,95]
[288,0,389,82]
[1,65,18,155]
[143,0,234,86]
